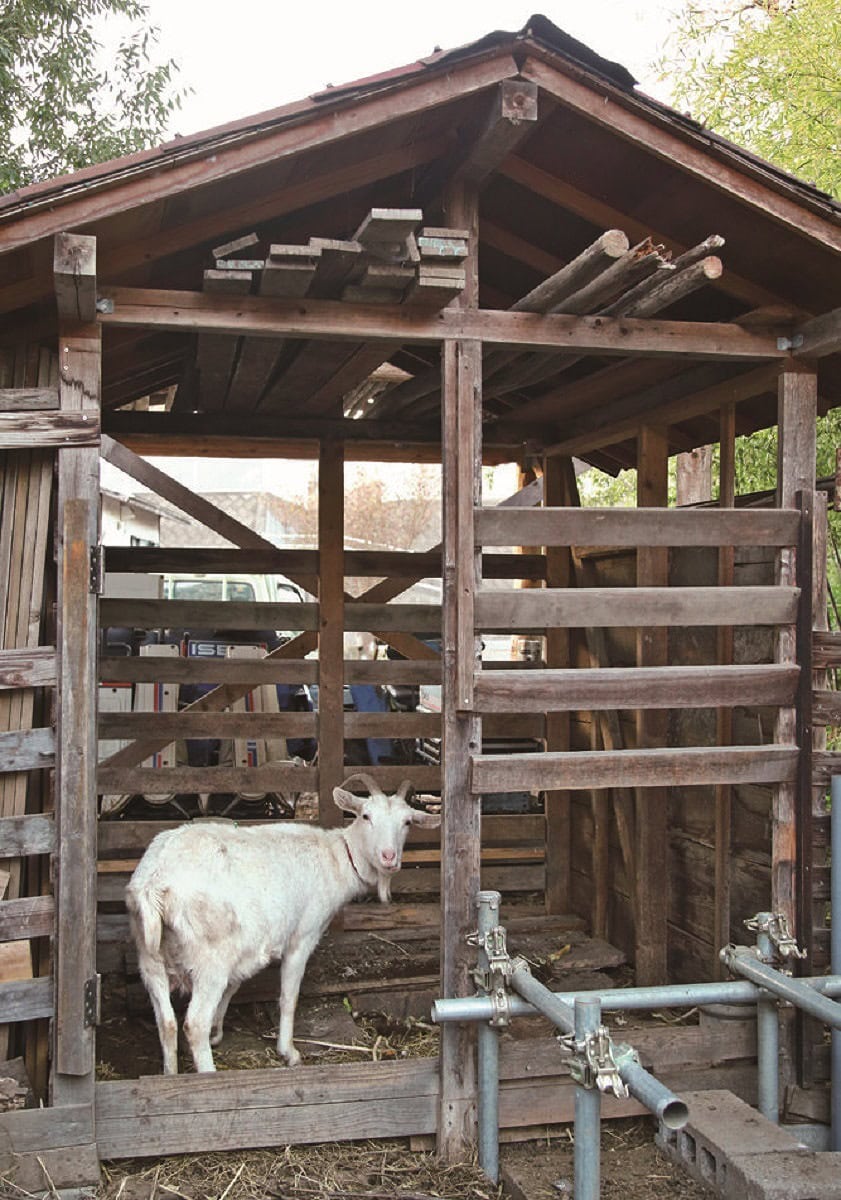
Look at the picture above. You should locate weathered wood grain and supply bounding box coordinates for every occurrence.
[0,726,54,772]
[0,646,56,689]
[0,813,55,857]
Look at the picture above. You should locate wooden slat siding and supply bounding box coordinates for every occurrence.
[0,813,55,857]
[475,586,798,629]
[0,726,55,771]
[99,597,441,633]
[93,1022,753,1159]
[471,746,799,793]
[0,1101,93,1154]
[543,457,573,915]
[438,176,480,1164]
[0,895,54,941]
[0,646,56,688]
[812,754,841,785]
[715,400,736,977]
[476,506,800,548]
[318,440,345,829]
[102,545,546,581]
[0,388,59,410]
[473,665,800,712]
[97,813,545,857]
[98,286,787,361]
[813,690,841,725]
[0,411,99,448]
[55,242,101,1117]
[774,367,817,947]
[0,976,54,1022]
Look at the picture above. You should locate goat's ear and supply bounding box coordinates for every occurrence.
[409,808,441,829]
[333,786,363,815]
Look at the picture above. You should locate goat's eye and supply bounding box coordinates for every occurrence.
[404,818,412,827]
[362,813,371,822]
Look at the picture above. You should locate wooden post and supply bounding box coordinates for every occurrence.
[318,440,345,828]
[437,179,481,1162]
[53,233,100,1116]
[634,424,669,986]
[675,445,713,506]
[714,403,735,975]
[543,457,574,914]
[774,367,817,930]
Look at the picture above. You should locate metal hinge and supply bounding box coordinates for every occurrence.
[84,975,101,1027]
[89,546,104,595]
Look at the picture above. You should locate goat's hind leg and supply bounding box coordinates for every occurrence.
[210,980,238,1047]
[137,950,179,1075]
[184,967,229,1073]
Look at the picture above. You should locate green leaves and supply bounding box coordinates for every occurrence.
[0,0,185,193]
[657,0,840,198]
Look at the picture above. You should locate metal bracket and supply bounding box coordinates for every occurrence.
[89,545,104,595]
[467,925,515,1027]
[744,912,807,961]
[95,297,114,314]
[84,975,101,1027]
[560,1025,629,1097]
[776,334,804,351]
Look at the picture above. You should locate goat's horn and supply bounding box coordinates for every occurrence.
[394,779,416,804]
[338,772,386,800]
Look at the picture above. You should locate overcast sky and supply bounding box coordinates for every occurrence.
[104,1,682,502]
[142,0,679,139]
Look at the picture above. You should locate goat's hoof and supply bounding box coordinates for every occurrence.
[281,1047,302,1067]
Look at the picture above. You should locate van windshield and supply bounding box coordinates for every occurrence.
[171,579,224,601]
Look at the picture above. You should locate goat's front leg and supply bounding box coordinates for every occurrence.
[277,942,313,1067]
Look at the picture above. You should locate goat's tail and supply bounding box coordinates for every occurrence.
[126,882,165,960]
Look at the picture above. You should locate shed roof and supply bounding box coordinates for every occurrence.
[2,15,839,470]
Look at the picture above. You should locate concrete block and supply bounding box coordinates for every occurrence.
[726,1149,841,1199]
[656,1089,804,1195]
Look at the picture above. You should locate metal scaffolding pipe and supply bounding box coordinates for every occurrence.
[618,1054,688,1130]
[574,998,601,1200]
[754,928,779,1122]
[721,948,841,1029]
[476,891,501,1183]
[431,975,841,1025]
[509,961,575,1033]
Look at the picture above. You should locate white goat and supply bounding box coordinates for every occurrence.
[125,775,438,1075]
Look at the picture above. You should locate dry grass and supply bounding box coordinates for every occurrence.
[97,1142,503,1200]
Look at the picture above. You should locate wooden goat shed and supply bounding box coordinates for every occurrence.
[0,13,839,1188]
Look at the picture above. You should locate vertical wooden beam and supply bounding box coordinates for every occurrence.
[543,456,573,914]
[634,424,669,986]
[318,440,345,828]
[438,179,481,1162]
[53,233,100,1114]
[675,445,713,506]
[774,367,817,931]
[714,403,735,975]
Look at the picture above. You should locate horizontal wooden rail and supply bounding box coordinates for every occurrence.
[0,387,59,411]
[0,647,57,689]
[812,690,841,726]
[0,411,99,448]
[0,895,54,942]
[97,812,543,856]
[474,665,800,712]
[0,814,55,857]
[471,745,798,793]
[97,763,440,795]
[103,545,546,581]
[99,286,786,359]
[98,657,445,686]
[812,752,841,785]
[475,587,798,629]
[813,631,841,668]
[99,711,319,739]
[0,976,53,1023]
[0,727,55,772]
[100,598,442,634]
[476,506,800,549]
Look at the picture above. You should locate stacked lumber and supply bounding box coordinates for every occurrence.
[378,229,725,421]
[191,209,467,419]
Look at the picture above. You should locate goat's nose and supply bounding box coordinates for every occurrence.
[381,848,397,865]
